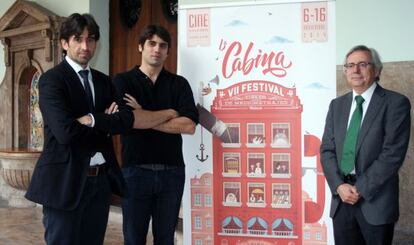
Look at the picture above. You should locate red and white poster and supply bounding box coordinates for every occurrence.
[178,1,336,244]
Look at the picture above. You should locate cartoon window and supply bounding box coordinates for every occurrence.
[221,216,243,234]
[316,232,322,240]
[223,152,241,177]
[221,123,241,147]
[247,217,268,235]
[247,153,265,178]
[205,194,212,207]
[272,218,294,237]
[271,183,292,208]
[223,182,241,207]
[271,153,291,178]
[194,193,202,206]
[246,123,265,147]
[271,123,291,148]
[204,176,211,186]
[247,182,266,208]
[195,216,202,229]
[206,217,212,228]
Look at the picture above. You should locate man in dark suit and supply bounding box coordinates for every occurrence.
[25,13,134,245]
[321,45,411,245]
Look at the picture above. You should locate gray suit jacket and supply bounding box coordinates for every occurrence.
[320,84,411,225]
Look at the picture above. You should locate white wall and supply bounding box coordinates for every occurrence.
[31,0,88,15]
[89,0,109,72]
[336,0,414,63]
[0,0,109,86]
[179,0,414,64]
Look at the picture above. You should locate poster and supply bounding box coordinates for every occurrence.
[179,1,336,244]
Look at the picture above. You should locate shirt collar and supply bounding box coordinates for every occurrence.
[136,65,166,85]
[65,56,91,74]
[353,82,377,102]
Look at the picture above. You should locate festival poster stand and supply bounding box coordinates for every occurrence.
[178,1,336,244]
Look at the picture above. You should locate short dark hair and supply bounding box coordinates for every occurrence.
[60,13,100,42]
[138,24,171,51]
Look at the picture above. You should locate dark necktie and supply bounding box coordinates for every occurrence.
[78,70,94,112]
[341,95,365,175]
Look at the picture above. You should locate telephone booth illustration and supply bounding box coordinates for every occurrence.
[212,80,303,245]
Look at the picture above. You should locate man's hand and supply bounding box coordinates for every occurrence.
[77,102,118,127]
[153,116,195,134]
[168,109,179,119]
[124,93,141,109]
[105,102,119,114]
[132,107,178,129]
[337,183,360,205]
[77,114,92,126]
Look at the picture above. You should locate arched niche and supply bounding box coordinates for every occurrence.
[16,65,43,150]
[0,0,63,150]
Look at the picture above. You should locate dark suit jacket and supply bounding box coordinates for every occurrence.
[25,60,134,210]
[320,84,411,225]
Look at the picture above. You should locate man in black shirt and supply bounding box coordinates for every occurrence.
[114,25,198,245]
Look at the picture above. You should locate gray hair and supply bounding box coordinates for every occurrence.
[344,45,383,81]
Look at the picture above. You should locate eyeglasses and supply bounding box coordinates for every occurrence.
[343,62,372,70]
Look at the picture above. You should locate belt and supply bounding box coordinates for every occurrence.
[343,174,356,184]
[138,164,178,171]
[88,163,107,176]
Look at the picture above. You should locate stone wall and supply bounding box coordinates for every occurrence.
[337,60,414,234]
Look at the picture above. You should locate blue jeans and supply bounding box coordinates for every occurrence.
[122,165,185,245]
[43,174,111,245]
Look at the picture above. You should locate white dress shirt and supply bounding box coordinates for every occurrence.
[65,56,106,166]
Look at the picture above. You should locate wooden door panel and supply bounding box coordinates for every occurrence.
[152,0,177,72]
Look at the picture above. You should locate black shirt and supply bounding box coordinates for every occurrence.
[113,66,198,167]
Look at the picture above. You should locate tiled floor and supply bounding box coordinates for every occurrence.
[1,197,412,245]
[0,200,124,245]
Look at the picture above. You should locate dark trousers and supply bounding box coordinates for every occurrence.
[333,202,395,245]
[42,174,111,245]
[122,165,185,245]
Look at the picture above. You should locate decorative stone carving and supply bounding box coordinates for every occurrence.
[0,0,63,207]
[120,0,142,28]
[0,149,41,190]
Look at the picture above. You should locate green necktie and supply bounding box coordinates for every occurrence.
[341,95,365,175]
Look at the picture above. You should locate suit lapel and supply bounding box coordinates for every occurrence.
[61,60,84,91]
[336,93,353,159]
[356,84,386,152]
[91,70,103,111]
[60,60,93,113]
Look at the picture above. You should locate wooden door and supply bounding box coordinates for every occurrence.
[110,0,177,76]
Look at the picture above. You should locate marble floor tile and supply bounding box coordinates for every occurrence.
[0,206,124,245]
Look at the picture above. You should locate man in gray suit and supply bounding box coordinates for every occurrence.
[321,45,411,245]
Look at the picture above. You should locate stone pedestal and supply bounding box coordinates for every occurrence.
[0,149,40,207]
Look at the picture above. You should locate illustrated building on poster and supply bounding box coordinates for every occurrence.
[303,191,327,245]
[211,81,303,245]
[191,173,215,245]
